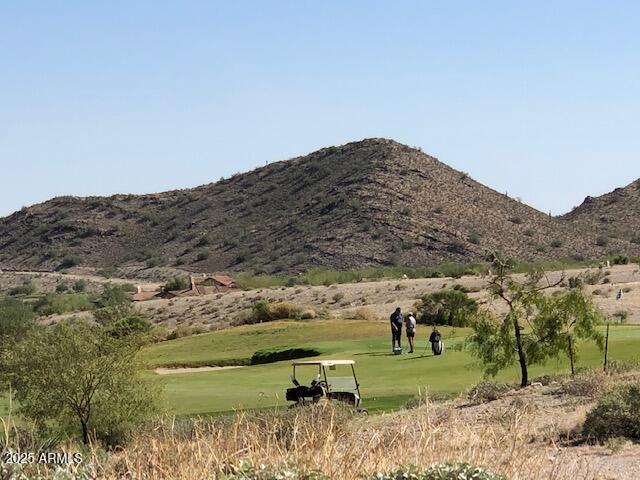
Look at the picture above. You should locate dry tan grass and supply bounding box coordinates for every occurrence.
[37,400,593,480]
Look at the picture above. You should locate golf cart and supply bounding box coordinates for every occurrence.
[285,360,362,408]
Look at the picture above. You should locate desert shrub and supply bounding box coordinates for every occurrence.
[447,241,466,256]
[550,239,563,248]
[507,216,522,225]
[145,257,163,268]
[605,359,640,375]
[368,463,505,480]
[603,436,628,453]
[596,236,609,247]
[166,324,208,340]
[195,235,211,247]
[452,283,468,292]
[120,283,137,292]
[285,276,300,287]
[331,292,345,303]
[149,325,171,343]
[584,270,603,285]
[167,325,194,340]
[105,315,152,338]
[416,289,478,327]
[249,300,306,323]
[300,309,317,320]
[73,279,87,292]
[611,254,629,265]
[269,302,302,319]
[468,232,481,245]
[55,283,69,293]
[58,255,80,270]
[234,249,251,264]
[250,347,321,365]
[33,293,93,316]
[97,267,118,278]
[196,251,210,261]
[467,380,510,404]
[559,370,607,399]
[531,373,564,386]
[163,276,189,292]
[568,276,583,289]
[344,307,375,320]
[222,461,327,480]
[583,384,640,442]
[9,281,36,296]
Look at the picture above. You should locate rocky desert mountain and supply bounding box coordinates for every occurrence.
[563,178,640,247]
[1,138,637,275]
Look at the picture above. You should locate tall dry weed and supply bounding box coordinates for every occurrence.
[69,401,594,480]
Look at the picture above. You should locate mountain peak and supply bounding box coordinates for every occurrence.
[1,140,638,276]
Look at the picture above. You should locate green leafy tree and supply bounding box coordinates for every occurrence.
[417,289,478,327]
[466,255,604,387]
[1,321,160,445]
[0,299,37,360]
[93,284,134,325]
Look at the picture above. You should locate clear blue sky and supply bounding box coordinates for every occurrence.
[1,1,639,217]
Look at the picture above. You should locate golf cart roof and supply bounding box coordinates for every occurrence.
[292,360,355,366]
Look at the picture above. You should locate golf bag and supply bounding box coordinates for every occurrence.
[431,340,444,355]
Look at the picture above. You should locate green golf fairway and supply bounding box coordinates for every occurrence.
[139,320,640,415]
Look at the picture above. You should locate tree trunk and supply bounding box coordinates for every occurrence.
[513,318,528,387]
[81,420,89,445]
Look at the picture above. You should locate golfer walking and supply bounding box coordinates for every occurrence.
[390,307,404,352]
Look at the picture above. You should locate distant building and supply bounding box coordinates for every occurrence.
[131,285,160,302]
[161,274,236,299]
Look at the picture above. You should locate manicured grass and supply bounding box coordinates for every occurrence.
[141,320,640,416]
[140,320,391,367]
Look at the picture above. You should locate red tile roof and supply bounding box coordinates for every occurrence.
[212,275,234,287]
[132,291,159,302]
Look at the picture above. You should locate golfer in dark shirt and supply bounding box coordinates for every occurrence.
[390,307,403,352]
